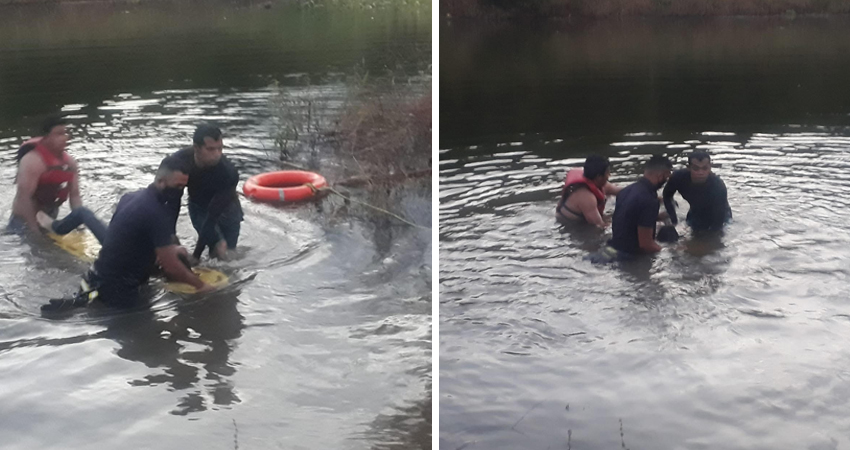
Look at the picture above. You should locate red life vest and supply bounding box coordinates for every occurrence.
[561,168,606,216]
[19,137,74,208]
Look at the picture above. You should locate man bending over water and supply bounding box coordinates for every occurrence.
[53,156,217,310]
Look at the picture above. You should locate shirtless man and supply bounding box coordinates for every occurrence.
[555,155,621,228]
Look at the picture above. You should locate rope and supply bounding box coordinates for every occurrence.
[277,162,430,230]
[320,185,430,230]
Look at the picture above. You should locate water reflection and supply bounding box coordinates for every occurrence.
[104,293,245,415]
[365,392,432,450]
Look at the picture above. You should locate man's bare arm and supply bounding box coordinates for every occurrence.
[579,191,605,228]
[67,156,82,209]
[12,153,45,234]
[602,182,622,196]
[638,226,661,253]
[155,244,210,290]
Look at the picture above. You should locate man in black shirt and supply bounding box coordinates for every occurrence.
[608,155,672,256]
[172,124,243,261]
[68,156,215,309]
[663,152,731,232]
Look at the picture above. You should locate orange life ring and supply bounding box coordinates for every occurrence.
[243,170,328,203]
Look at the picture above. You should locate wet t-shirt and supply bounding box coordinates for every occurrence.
[609,178,660,254]
[663,169,731,231]
[93,185,176,289]
[172,147,240,211]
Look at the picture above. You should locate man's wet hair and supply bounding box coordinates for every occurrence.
[688,151,711,165]
[583,155,610,180]
[15,114,68,163]
[156,155,190,181]
[192,123,222,147]
[42,114,67,135]
[645,155,672,173]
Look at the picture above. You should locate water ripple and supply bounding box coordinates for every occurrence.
[441,127,850,449]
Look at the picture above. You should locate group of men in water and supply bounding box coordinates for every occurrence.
[556,151,732,260]
[8,115,244,307]
[8,113,731,304]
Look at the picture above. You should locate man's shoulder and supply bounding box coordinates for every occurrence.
[116,188,145,209]
[218,154,238,172]
[64,153,79,169]
[211,155,239,182]
[172,146,194,160]
[116,189,172,230]
[620,180,642,195]
[19,148,46,167]
[630,180,658,206]
[119,188,162,213]
[671,169,690,180]
[703,173,725,189]
[124,186,149,198]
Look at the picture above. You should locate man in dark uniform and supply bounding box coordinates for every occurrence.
[171,124,243,261]
[607,155,673,258]
[62,156,217,309]
[663,152,732,232]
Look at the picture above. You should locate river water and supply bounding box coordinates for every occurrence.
[440,17,850,450]
[0,3,431,449]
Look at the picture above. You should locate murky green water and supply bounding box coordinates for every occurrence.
[0,3,431,449]
[441,17,850,450]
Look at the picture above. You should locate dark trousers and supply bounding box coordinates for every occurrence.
[52,207,108,244]
[83,270,142,308]
[188,201,242,256]
[6,207,107,244]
